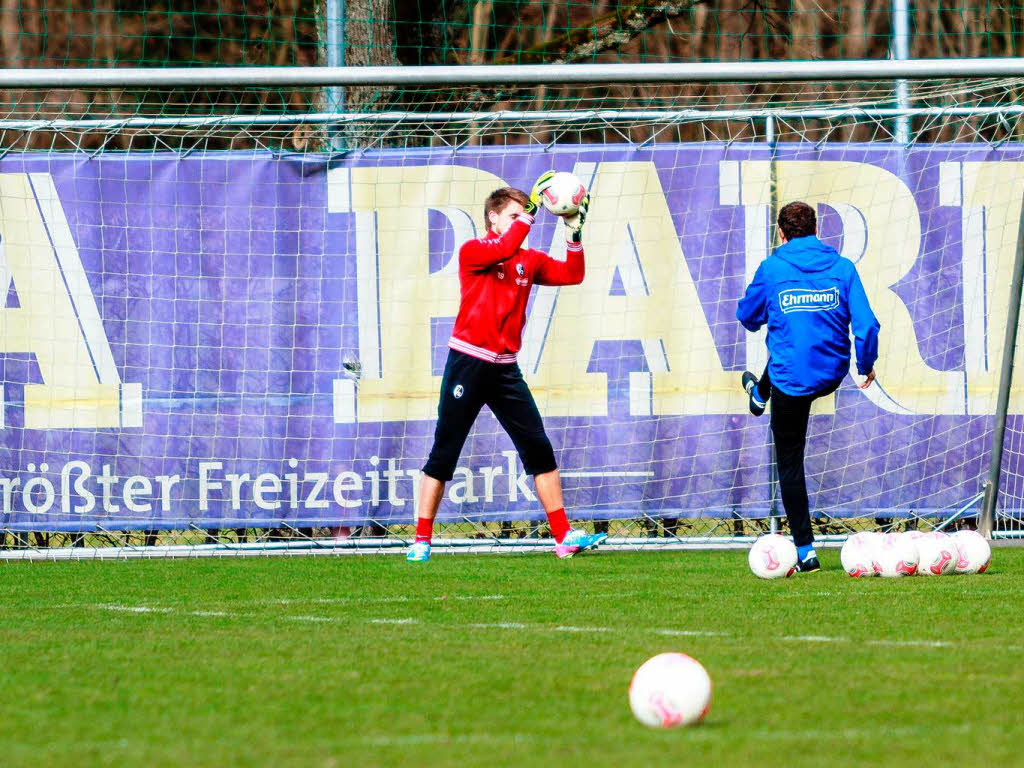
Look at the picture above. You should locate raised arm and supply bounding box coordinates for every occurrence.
[535,192,589,286]
[535,242,585,286]
[459,213,534,272]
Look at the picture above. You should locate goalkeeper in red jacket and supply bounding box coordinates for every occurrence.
[407,173,606,562]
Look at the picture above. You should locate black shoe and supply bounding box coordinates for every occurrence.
[796,556,821,573]
[742,371,766,416]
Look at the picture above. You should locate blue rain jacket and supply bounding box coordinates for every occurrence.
[736,235,880,397]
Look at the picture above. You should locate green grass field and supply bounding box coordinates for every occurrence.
[3,549,1024,767]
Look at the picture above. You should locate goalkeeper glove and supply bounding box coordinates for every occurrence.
[563,193,590,244]
[524,170,557,216]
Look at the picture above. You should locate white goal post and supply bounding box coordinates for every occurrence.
[1,59,1024,559]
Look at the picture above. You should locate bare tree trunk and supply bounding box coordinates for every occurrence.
[0,0,23,67]
[346,0,399,68]
[531,1,560,143]
[338,0,400,147]
[470,1,493,64]
[0,0,25,149]
[345,0,399,114]
[842,0,867,141]
[467,1,493,145]
[791,0,820,60]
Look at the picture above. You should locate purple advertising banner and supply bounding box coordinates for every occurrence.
[0,144,1021,531]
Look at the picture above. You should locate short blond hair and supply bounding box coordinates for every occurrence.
[484,187,528,230]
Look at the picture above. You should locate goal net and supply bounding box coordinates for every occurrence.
[1,67,1023,557]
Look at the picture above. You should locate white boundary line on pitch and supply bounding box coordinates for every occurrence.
[62,602,998,651]
[359,733,537,747]
[92,603,173,614]
[353,722,993,749]
[272,594,508,606]
[356,722,985,749]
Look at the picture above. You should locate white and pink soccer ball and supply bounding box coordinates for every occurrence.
[950,530,991,574]
[841,532,881,577]
[916,532,959,576]
[629,652,712,728]
[875,533,919,577]
[541,172,587,216]
[748,534,798,579]
[841,529,990,578]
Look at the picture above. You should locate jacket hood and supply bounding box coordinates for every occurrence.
[774,235,840,273]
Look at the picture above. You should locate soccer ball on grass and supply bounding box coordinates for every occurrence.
[629,652,712,728]
[950,530,991,574]
[841,532,881,577]
[916,532,958,576]
[748,534,798,579]
[875,533,919,577]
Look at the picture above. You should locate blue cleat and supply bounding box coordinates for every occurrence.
[555,529,607,559]
[406,541,431,562]
[796,548,821,573]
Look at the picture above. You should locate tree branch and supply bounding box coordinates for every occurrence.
[497,0,704,65]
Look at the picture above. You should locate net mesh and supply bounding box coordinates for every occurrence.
[7,2,1024,68]
[0,74,1023,556]
[4,75,1024,153]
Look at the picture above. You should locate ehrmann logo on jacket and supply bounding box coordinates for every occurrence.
[778,287,840,314]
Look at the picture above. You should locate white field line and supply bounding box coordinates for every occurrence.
[553,625,613,633]
[868,639,955,648]
[677,723,977,743]
[67,602,1004,653]
[368,617,419,625]
[357,722,981,748]
[93,603,173,614]
[272,594,507,606]
[360,733,536,747]
[653,628,730,638]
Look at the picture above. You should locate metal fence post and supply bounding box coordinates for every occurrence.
[326,0,345,152]
[891,0,911,144]
[979,184,1024,537]
[766,113,781,534]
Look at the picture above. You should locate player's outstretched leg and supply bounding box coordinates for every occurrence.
[407,476,447,563]
[409,352,487,562]
[406,514,434,562]
[770,389,820,573]
[485,362,609,559]
[533,473,607,558]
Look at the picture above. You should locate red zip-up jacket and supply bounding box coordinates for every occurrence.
[448,212,585,364]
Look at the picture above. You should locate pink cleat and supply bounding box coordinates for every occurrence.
[555,529,607,559]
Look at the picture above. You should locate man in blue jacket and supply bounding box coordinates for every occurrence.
[737,201,880,573]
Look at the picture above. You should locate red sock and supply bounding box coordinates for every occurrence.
[547,508,570,543]
[415,517,434,544]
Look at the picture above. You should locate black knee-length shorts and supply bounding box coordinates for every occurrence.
[422,350,557,482]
